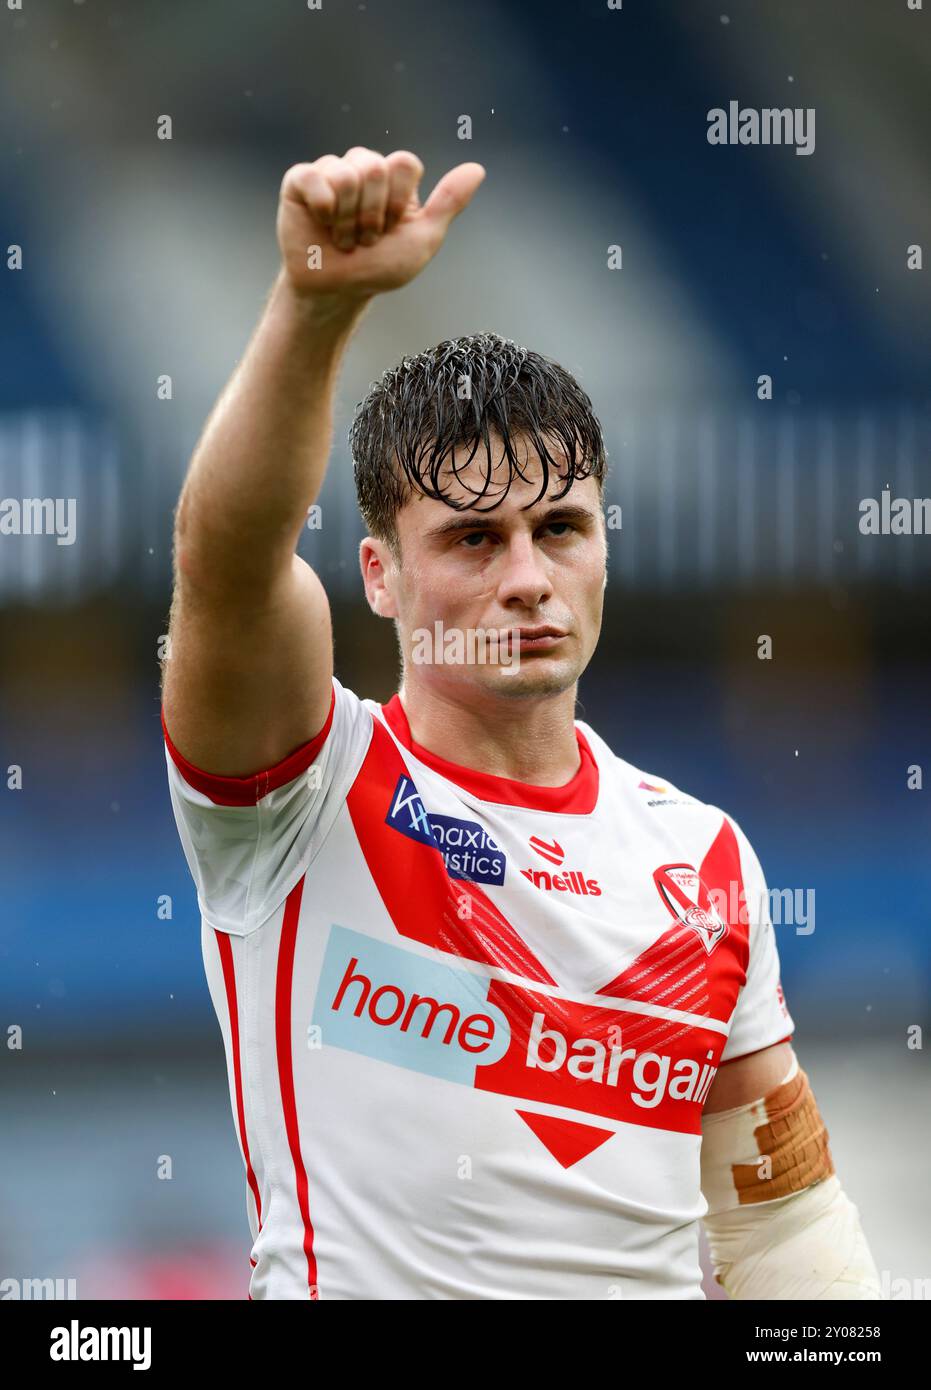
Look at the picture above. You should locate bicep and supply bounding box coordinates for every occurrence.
[704,1041,795,1114]
[162,552,333,776]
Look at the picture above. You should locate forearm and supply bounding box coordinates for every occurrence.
[701,1056,882,1299]
[703,1175,882,1300]
[176,272,371,595]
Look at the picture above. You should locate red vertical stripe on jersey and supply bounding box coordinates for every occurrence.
[275,874,319,1298]
[215,930,263,1233]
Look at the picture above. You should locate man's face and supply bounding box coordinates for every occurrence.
[361,432,607,701]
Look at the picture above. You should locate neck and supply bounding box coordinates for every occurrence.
[395,672,581,785]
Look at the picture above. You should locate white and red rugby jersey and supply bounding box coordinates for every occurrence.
[162,677,794,1300]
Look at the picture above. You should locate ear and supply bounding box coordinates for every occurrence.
[359,535,399,619]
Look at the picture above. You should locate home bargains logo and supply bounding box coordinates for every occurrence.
[385,775,506,885]
[312,925,724,1150]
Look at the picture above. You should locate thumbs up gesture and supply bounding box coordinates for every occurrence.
[276,148,486,300]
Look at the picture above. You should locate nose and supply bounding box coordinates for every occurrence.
[495,532,554,610]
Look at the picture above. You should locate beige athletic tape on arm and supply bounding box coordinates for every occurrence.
[701,1053,834,1212]
[701,1056,882,1299]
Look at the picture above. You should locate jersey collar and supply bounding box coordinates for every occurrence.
[378,693,599,814]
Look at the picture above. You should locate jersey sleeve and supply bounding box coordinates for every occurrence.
[718,813,795,1063]
[162,676,372,937]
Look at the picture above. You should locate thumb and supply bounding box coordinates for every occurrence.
[420,162,486,236]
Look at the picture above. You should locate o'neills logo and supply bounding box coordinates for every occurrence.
[654,863,728,955]
[520,835,602,896]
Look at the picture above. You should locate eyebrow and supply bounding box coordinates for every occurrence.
[423,503,598,541]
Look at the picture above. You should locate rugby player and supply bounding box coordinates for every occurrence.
[160,148,881,1300]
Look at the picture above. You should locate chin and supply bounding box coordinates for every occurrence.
[472,659,578,699]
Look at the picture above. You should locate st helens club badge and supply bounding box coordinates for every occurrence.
[653,863,729,956]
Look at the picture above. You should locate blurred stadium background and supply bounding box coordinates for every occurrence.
[1,0,929,1299]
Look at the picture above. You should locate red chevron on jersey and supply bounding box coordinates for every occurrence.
[346,718,558,987]
[597,818,749,1022]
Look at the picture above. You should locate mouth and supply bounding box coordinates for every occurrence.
[511,626,568,651]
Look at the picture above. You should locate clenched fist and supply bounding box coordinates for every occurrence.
[276,147,485,300]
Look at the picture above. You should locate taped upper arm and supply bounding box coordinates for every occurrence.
[701,1048,835,1210]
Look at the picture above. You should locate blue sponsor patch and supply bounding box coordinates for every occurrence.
[385,774,507,885]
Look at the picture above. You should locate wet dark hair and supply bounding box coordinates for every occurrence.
[349,332,607,550]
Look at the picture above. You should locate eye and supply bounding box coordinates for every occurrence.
[455,521,576,548]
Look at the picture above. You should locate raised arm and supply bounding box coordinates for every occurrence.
[161,148,485,775]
